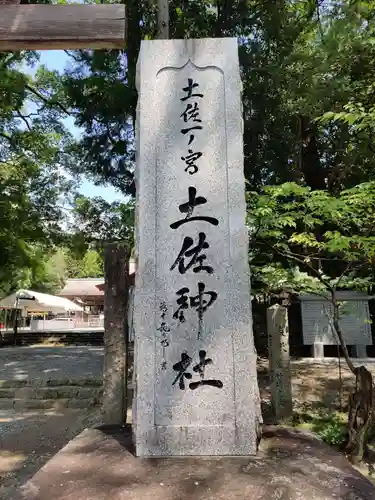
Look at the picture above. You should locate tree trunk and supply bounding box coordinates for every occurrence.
[102,243,130,426]
[216,0,233,36]
[298,115,326,190]
[346,366,373,464]
[330,291,373,463]
[157,0,169,39]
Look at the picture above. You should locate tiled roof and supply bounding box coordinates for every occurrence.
[58,260,136,297]
[58,278,104,297]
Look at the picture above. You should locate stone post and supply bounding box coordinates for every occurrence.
[352,344,367,358]
[133,38,261,456]
[267,304,293,420]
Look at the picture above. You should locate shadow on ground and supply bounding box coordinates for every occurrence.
[0,346,104,381]
[257,358,375,415]
[16,424,375,500]
[0,407,101,500]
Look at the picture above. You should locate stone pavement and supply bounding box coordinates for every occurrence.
[16,425,375,500]
[0,346,103,382]
[2,346,374,384]
[0,408,101,500]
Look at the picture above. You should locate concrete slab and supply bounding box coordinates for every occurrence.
[16,425,375,500]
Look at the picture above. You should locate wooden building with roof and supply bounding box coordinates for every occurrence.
[57,278,105,314]
[58,260,136,314]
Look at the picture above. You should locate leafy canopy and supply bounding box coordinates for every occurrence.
[248,181,375,294]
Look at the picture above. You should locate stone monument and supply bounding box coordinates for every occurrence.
[132,38,261,457]
[267,304,293,420]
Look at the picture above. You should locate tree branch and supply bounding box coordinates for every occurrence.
[0,52,21,69]
[315,0,326,44]
[15,109,32,131]
[331,291,356,374]
[25,84,71,116]
[259,238,333,290]
[64,50,83,63]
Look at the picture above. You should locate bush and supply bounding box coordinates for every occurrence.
[317,415,348,446]
[291,408,347,448]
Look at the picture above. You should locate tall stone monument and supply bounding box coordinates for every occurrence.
[133,38,261,457]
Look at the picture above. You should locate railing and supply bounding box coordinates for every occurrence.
[1,316,104,333]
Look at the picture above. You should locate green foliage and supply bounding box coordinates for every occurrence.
[0,47,130,296]
[316,418,347,447]
[253,265,325,296]
[292,409,348,447]
[40,0,374,195]
[0,50,77,296]
[248,181,375,294]
[3,0,375,300]
[71,195,135,248]
[77,250,103,278]
[44,247,103,286]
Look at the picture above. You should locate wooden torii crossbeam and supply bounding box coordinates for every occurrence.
[0,4,126,50]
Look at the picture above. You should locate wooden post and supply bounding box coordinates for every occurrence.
[0,5,126,50]
[102,243,130,426]
[13,308,18,347]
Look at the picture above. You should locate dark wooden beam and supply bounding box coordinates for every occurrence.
[0,5,126,50]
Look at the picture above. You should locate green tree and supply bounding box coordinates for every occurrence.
[78,249,103,278]
[0,50,77,296]
[42,248,71,292]
[248,181,375,462]
[0,159,69,296]
[70,195,135,248]
[22,1,374,198]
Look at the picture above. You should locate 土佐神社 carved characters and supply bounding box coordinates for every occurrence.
[170,232,214,275]
[172,282,217,324]
[172,350,223,391]
[170,186,219,230]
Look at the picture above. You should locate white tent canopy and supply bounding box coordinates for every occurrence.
[0,289,83,314]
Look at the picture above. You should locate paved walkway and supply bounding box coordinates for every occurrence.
[0,346,104,381]
[1,346,375,384]
[0,408,101,500]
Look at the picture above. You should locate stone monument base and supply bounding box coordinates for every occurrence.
[17,425,375,500]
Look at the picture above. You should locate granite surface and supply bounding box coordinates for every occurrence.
[133,38,260,456]
[267,305,293,420]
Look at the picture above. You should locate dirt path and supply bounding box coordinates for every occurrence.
[257,357,375,412]
[0,408,101,500]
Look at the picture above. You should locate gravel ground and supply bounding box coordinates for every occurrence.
[0,407,101,500]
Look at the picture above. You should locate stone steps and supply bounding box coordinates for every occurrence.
[0,378,103,388]
[0,385,103,400]
[0,379,103,410]
[0,379,135,410]
[0,329,104,347]
[0,397,99,410]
